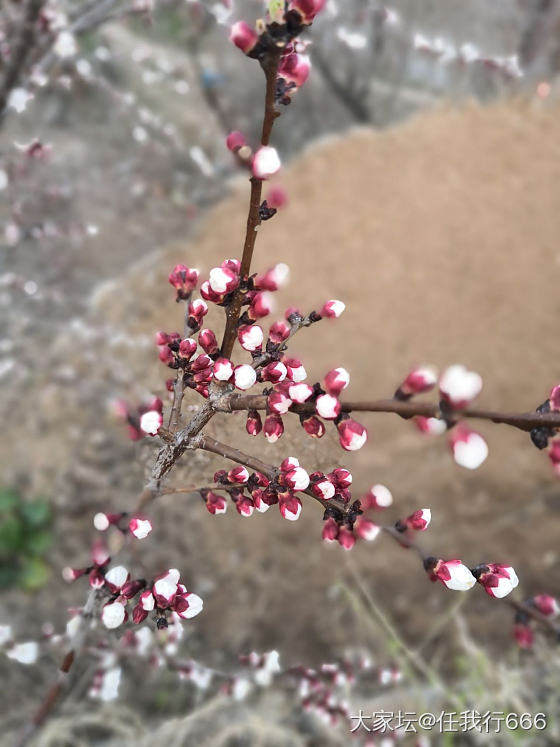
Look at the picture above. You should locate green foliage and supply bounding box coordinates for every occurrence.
[0,489,53,591]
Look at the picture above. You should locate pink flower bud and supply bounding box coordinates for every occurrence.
[264,413,284,443]
[168,265,199,294]
[200,280,224,304]
[192,354,212,372]
[139,410,163,436]
[214,357,234,382]
[287,382,313,403]
[320,299,345,318]
[550,384,560,411]
[449,425,488,470]
[226,130,247,152]
[278,53,311,89]
[316,393,341,420]
[252,146,281,180]
[337,418,368,451]
[269,320,291,343]
[400,508,431,532]
[198,329,219,355]
[311,478,335,500]
[301,414,325,438]
[209,266,239,295]
[338,526,355,550]
[323,368,350,396]
[153,569,180,607]
[322,517,339,542]
[278,494,302,521]
[268,391,292,414]
[158,345,175,365]
[262,361,287,383]
[284,358,306,382]
[236,496,255,517]
[549,439,560,475]
[513,623,534,649]
[439,364,482,408]
[129,517,153,539]
[249,291,275,320]
[229,20,259,55]
[177,338,197,359]
[414,416,447,436]
[89,568,105,589]
[280,456,299,471]
[233,364,257,390]
[174,592,203,620]
[105,565,129,592]
[222,258,241,274]
[205,491,228,515]
[361,484,392,510]
[397,366,438,397]
[288,0,326,24]
[246,410,262,436]
[254,263,290,291]
[238,324,263,352]
[139,590,155,611]
[472,563,519,598]
[228,466,250,484]
[532,594,560,618]
[329,468,352,489]
[102,601,127,629]
[252,489,271,513]
[266,186,288,210]
[283,467,310,491]
[155,331,170,346]
[354,518,380,541]
[188,298,208,321]
[425,558,476,591]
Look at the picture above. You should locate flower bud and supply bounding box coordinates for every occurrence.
[320,299,345,318]
[283,467,310,491]
[205,491,228,515]
[396,366,438,398]
[264,413,284,443]
[278,494,302,521]
[550,384,560,411]
[233,364,257,390]
[513,623,534,649]
[129,517,153,539]
[209,266,239,295]
[238,324,263,352]
[322,517,339,542]
[168,265,199,296]
[252,146,281,180]
[246,410,263,436]
[178,338,197,359]
[323,368,350,396]
[249,291,275,320]
[228,466,250,484]
[316,393,341,420]
[214,357,234,382]
[229,21,259,55]
[301,414,325,438]
[262,361,287,383]
[268,391,292,414]
[188,298,208,322]
[424,558,476,591]
[549,439,560,475]
[472,563,519,599]
[284,358,306,382]
[337,418,368,451]
[226,130,247,152]
[338,526,355,550]
[269,320,291,343]
[158,345,175,366]
[288,0,326,24]
[328,468,352,489]
[532,594,560,618]
[140,410,163,436]
[200,280,224,304]
[278,53,311,91]
[280,456,299,471]
[414,416,447,436]
[399,508,431,532]
[153,569,180,607]
[439,364,482,409]
[93,512,122,531]
[254,263,290,291]
[102,601,127,629]
[235,496,255,517]
[361,484,393,510]
[354,518,380,541]
[311,478,335,500]
[449,425,488,470]
[198,329,219,355]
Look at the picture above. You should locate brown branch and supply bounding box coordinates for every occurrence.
[220,52,282,360]
[224,395,560,433]
[197,434,347,514]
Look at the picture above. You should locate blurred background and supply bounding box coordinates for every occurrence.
[1,1,560,744]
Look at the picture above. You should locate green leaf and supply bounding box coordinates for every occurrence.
[0,515,24,553]
[25,529,53,556]
[0,489,19,513]
[19,557,50,591]
[20,499,51,528]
